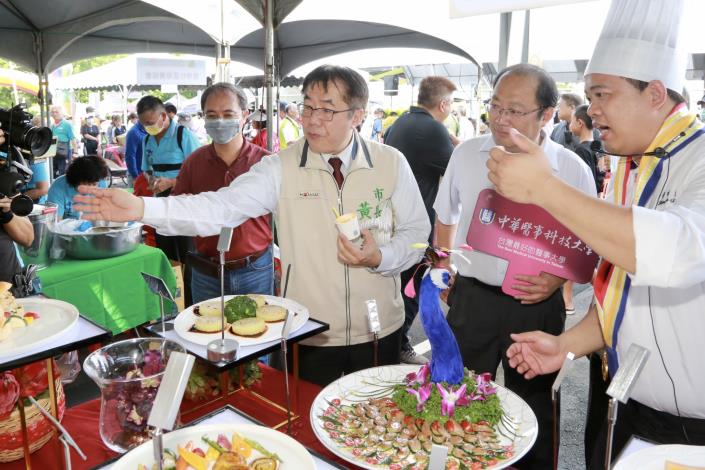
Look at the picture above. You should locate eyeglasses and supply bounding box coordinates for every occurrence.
[487,103,543,119]
[299,104,355,121]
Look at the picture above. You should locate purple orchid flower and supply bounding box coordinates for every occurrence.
[475,372,497,396]
[406,383,433,412]
[405,364,430,386]
[436,383,468,418]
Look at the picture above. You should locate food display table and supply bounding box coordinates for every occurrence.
[95,405,347,469]
[0,306,111,470]
[37,245,176,334]
[4,365,354,470]
[0,313,110,372]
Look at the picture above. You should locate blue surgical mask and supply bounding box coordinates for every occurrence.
[205,119,240,144]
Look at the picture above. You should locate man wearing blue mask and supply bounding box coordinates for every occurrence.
[172,83,274,303]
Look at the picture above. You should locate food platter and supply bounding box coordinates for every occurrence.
[115,423,316,469]
[310,365,538,469]
[0,298,79,359]
[173,295,309,346]
[613,444,705,470]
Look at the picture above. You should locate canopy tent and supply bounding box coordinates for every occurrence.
[0,0,219,124]
[230,19,477,78]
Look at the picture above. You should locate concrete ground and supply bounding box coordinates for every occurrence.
[408,283,595,470]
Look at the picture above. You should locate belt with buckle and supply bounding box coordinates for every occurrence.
[186,248,268,278]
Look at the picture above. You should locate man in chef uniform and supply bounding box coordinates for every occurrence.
[489,0,705,466]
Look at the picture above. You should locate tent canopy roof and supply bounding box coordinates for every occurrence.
[231,19,477,78]
[0,0,216,74]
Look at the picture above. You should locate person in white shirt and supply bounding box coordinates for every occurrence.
[489,0,705,467]
[434,63,596,469]
[74,65,430,386]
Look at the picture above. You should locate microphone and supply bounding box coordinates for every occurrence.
[590,140,666,158]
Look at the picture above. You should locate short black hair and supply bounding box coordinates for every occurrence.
[302,65,368,110]
[574,104,592,130]
[165,103,177,115]
[65,156,109,188]
[136,96,165,116]
[623,78,686,105]
[561,93,583,108]
[200,82,248,113]
[128,112,137,120]
[493,63,559,111]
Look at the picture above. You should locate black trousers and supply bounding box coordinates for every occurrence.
[585,352,610,469]
[400,263,424,352]
[447,275,565,470]
[588,397,705,469]
[294,328,402,387]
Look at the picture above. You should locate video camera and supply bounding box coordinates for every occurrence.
[0,104,53,216]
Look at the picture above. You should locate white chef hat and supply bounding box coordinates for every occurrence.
[584,0,686,92]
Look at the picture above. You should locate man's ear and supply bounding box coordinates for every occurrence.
[539,106,554,126]
[646,80,669,110]
[352,108,365,128]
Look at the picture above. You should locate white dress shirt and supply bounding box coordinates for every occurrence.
[433,132,597,285]
[142,135,429,276]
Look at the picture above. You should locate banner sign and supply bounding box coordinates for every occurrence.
[467,189,599,296]
[136,58,206,85]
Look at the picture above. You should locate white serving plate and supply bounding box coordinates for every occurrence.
[310,365,538,470]
[0,298,79,358]
[614,444,705,470]
[116,422,316,469]
[174,295,309,346]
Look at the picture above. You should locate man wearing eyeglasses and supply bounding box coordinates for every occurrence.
[73,65,429,386]
[171,83,274,305]
[433,63,596,469]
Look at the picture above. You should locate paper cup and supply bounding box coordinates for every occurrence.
[335,213,361,241]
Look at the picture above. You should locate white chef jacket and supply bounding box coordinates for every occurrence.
[433,133,597,285]
[610,132,705,418]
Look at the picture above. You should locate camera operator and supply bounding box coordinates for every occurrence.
[0,130,34,282]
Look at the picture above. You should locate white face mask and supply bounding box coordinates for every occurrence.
[205,118,240,144]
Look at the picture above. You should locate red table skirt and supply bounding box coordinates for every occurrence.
[5,365,358,469]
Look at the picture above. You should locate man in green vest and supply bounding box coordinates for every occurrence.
[74,65,430,387]
[278,103,302,149]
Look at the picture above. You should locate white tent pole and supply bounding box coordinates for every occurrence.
[265,0,275,152]
[499,12,512,71]
[521,10,530,63]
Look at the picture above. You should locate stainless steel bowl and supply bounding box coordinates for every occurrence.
[50,222,143,260]
[93,220,130,229]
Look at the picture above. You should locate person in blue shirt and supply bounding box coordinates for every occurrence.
[124,117,146,187]
[24,159,50,204]
[137,96,200,196]
[50,106,78,178]
[47,156,109,220]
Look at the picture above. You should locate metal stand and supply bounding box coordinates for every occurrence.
[140,272,176,333]
[152,428,165,470]
[551,352,575,470]
[280,309,296,435]
[604,397,618,470]
[603,344,650,470]
[207,228,238,362]
[147,351,195,470]
[366,299,381,366]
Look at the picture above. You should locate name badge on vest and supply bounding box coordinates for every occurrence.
[298,190,321,199]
